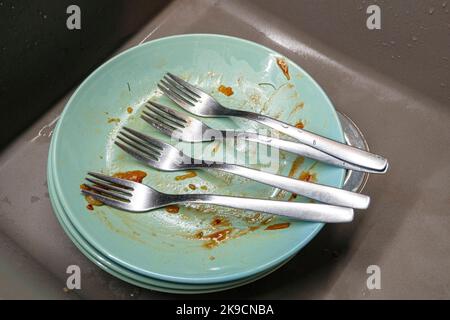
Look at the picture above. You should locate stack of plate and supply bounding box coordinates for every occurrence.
[47,34,347,294]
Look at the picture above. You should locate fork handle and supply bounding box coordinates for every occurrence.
[224,109,388,173]
[207,163,370,209]
[175,194,354,223]
[223,131,386,174]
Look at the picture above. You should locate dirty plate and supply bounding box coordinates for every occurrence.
[50,34,345,284]
[47,149,294,293]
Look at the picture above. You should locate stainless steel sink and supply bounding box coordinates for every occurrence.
[0,0,449,299]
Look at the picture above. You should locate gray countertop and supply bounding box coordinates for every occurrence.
[1,0,449,299]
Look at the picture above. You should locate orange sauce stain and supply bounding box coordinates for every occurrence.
[201,228,233,249]
[276,58,290,80]
[218,85,234,96]
[127,106,133,114]
[113,170,147,183]
[299,171,317,183]
[85,195,103,206]
[81,171,147,210]
[188,184,196,190]
[295,120,305,129]
[175,171,197,181]
[265,223,290,230]
[80,184,90,191]
[165,205,180,214]
[210,216,231,227]
[288,156,305,178]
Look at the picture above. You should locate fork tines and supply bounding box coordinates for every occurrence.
[81,172,136,208]
[141,102,187,137]
[115,127,163,163]
[157,73,202,108]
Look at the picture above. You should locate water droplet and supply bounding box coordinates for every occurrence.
[382,42,388,47]
[443,2,448,8]
[390,40,396,45]
[429,7,435,14]
[407,43,412,48]
[412,36,418,41]
[313,140,316,146]
[440,83,446,88]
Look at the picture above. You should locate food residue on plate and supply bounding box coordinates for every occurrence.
[234,225,260,237]
[265,223,290,230]
[201,228,234,249]
[297,161,319,183]
[165,205,180,214]
[113,170,147,183]
[295,120,305,129]
[80,184,103,210]
[81,170,147,210]
[175,170,197,181]
[218,85,234,96]
[200,185,208,190]
[210,216,230,227]
[276,57,290,80]
[299,170,317,183]
[107,117,120,124]
[188,183,196,190]
[288,156,305,178]
[260,216,275,225]
[127,106,133,113]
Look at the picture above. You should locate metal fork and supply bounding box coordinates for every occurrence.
[114,127,370,209]
[157,73,388,174]
[81,172,354,223]
[142,101,383,174]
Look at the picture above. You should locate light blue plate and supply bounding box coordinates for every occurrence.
[47,156,294,293]
[48,136,295,293]
[50,34,345,284]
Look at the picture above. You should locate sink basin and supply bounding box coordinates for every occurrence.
[0,0,449,299]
